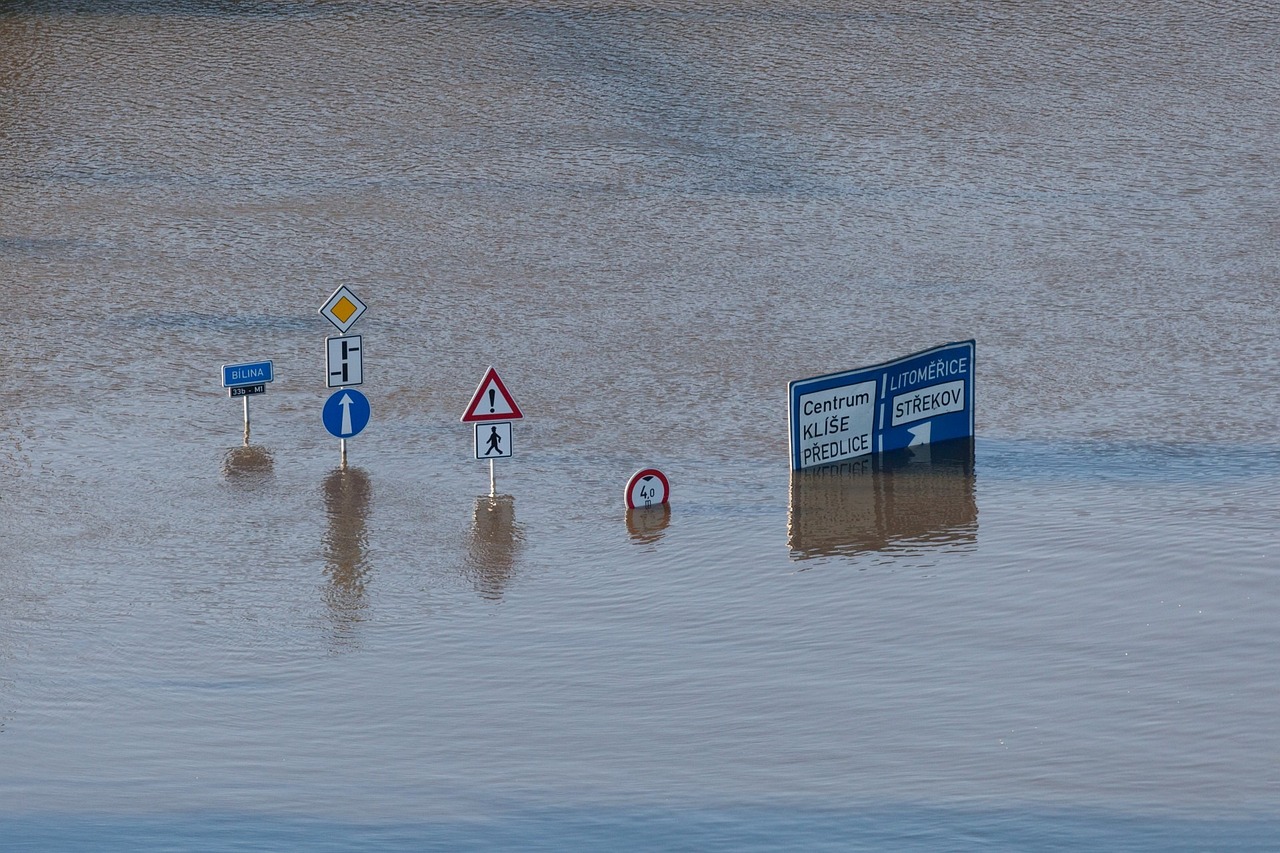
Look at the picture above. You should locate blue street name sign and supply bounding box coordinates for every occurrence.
[788,340,975,471]
[222,360,274,388]
[322,388,371,439]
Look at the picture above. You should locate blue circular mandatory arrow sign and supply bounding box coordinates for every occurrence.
[322,388,371,438]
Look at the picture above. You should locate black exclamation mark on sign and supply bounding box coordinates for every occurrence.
[488,389,496,413]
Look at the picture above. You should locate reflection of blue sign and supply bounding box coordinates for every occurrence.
[222,360,274,388]
[788,341,975,470]
[322,388,371,438]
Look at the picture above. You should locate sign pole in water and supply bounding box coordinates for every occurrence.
[319,286,369,464]
[462,367,523,494]
[788,340,975,470]
[221,360,275,445]
[323,388,371,467]
[473,421,514,497]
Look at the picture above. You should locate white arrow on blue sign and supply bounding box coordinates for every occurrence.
[788,340,975,470]
[322,388,371,438]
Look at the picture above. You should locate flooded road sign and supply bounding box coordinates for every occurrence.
[788,340,975,470]
[461,367,524,422]
[319,285,367,334]
[323,388,371,439]
[463,367,523,496]
[475,422,513,459]
[625,468,670,510]
[222,360,274,390]
[221,359,274,443]
[326,334,363,387]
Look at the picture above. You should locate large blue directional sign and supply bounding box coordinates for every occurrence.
[789,340,975,471]
[322,388,371,439]
[222,360,274,388]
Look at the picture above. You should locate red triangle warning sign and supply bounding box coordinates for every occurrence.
[461,367,524,422]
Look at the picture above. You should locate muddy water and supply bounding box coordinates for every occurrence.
[2,2,1279,849]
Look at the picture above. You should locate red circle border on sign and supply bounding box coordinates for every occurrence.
[625,468,670,510]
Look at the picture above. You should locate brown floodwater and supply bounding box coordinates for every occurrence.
[2,1,1278,848]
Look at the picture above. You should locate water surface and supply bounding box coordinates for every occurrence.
[2,1,1279,848]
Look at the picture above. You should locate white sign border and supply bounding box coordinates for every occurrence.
[318,285,368,334]
[325,334,364,388]
[474,421,514,460]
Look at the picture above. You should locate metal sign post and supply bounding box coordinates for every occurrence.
[461,368,524,495]
[221,360,274,445]
[474,421,513,497]
[319,287,369,463]
[625,468,670,510]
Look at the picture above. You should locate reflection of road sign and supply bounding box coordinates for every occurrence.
[625,468,670,510]
[461,367,524,422]
[326,334,363,387]
[229,384,266,398]
[474,421,513,459]
[322,388,371,438]
[222,360,274,388]
[318,286,367,334]
[788,340,975,470]
[626,504,671,544]
[787,438,976,560]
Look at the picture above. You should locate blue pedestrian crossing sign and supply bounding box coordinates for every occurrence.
[788,341,975,470]
[322,388,371,439]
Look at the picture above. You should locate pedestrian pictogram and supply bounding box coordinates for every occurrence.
[461,367,524,422]
[318,285,368,334]
[326,334,363,387]
[474,422,513,459]
[625,468,670,510]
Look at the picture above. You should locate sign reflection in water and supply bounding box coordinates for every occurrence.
[219,444,274,487]
[788,438,977,560]
[464,494,524,601]
[323,466,372,644]
[626,505,671,546]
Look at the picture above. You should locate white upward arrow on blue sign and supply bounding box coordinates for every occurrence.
[322,388,370,438]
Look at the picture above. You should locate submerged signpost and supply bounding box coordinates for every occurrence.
[625,468,670,510]
[461,367,523,496]
[788,340,975,470]
[221,359,274,444]
[319,286,370,466]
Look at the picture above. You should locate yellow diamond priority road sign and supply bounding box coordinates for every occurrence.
[318,285,367,334]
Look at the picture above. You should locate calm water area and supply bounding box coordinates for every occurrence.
[2,1,1279,849]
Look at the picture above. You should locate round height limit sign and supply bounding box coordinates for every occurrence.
[625,469,669,510]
